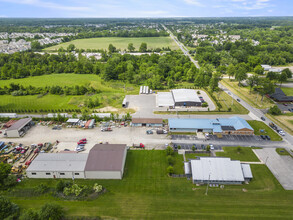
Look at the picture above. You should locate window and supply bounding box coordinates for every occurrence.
[74,173,80,175]
[45,173,51,175]
[60,173,65,175]
[32,173,36,175]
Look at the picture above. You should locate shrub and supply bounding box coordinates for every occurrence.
[93,183,103,193]
[0,196,19,220]
[39,203,64,220]
[268,105,281,115]
[202,102,208,107]
[19,209,39,220]
[166,146,174,156]
[167,155,175,165]
[167,166,174,175]
[34,183,49,194]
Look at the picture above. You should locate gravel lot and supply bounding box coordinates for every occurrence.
[0,125,170,151]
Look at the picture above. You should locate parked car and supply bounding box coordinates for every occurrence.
[146,130,153,134]
[288,108,293,112]
[260,135,266,140]
[283,103,288,106]
[101,127,112,132]
[260,116,266,121]
[236,99,240,102]
[265,135,271,140]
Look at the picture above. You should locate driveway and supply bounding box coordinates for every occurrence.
[254,148,293,190]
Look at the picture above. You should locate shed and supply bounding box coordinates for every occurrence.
[241,163,253,181]
[132,118,163,127]
[66,118,80,125]
[84,144,127,179]
[5,118,34,138]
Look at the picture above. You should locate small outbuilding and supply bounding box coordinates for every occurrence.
[5,118,34,138]
[132,118,163,127]
[66,118,80,125]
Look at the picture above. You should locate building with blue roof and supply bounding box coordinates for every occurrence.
[169,117,254,135]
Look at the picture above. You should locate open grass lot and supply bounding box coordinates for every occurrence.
[281,87,293,96]
[266,114,293,136]
[0,74,138,112]
[276,148,291,156]
[185,152,210,160]
[173,152,184,174]
[247,120,283,141]
[216,147,260,162]
[221,79,274,109]
[45,37,179,51]
[6,150,293,219]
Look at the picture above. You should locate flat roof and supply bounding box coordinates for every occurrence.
[191,157,245,182]
[132,118,163,124]
[67,118,80,123]
[241,163,253,179]
[171,89,201,103]
[6,118,32,131]
[85,144,127,172]
[157,92,175,107]
[27,153,89,172]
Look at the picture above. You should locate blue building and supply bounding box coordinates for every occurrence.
[168,117,254,135]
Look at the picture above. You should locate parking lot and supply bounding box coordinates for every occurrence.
[254,148,293,190]
[277,103,293,113]
[127,94,157,118]
[172,143,222,151]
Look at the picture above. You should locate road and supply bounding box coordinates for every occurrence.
[164,24,293,149]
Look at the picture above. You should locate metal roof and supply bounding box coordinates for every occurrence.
[241,163,253,179]
[6,118,32,131]
[157,92,175,107]
[66,118,80,123]
[171,89,201,103]
[27,153,88,172]
[132,118,163,124]
[190,157,245,182]
[85,144,127,172]
[169,118,214,130]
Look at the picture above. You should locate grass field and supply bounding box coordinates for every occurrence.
[0,74,138,112]
[185,152,210,160]
[281,87,293,96]
[276,148,291,156]
[247,120,282,141]
[216,147,260,162]
[6,150,293,219]
[45,37,179,51]
[221,79,274,109]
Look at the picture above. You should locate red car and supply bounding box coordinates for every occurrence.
[78,141,86,145]
[25,160,31,166]
[80,138,87,141]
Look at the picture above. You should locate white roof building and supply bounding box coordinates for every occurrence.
[156,92,175,107]
[186,157,252,185]
[171,89,201,106]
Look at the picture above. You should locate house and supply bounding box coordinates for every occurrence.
[168,117,254,135]
[132,118,163,127]
[26,144,128,179]
[5,118,34,137]
[184,157,253,185]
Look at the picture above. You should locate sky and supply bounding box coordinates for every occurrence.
[0,0,292,18]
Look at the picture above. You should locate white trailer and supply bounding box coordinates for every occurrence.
[0,113,18,118]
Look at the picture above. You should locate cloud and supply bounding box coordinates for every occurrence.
[0,0,90,11]
[183,0,204,6]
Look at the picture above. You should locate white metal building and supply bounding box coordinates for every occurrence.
[156,92,175,108]
[5,118,33,138]
[185,157,252,185]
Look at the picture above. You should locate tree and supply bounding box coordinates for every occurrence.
[227,64,236,79]
[167,155,175,165]
[108,44,116,53]
[192,145,196,152]
[19,209,39,220]
[167,166,174,175]
[258,79,274,103]
[0,163,12,186]
[254,65,264,75]
[167,77,175,88]
[282,68,292,79]
[0,196,19,219]
[67,44,75,52]
[39,203,64,220]
[266,71,278,81]
[31,41,42,51]
[166,146,174,156]
[235,64,247,86]
[139,42,147,52]
[278,72,288,87]
[127,43,135,52]
[268,105,282,115]
[247,75,259,93]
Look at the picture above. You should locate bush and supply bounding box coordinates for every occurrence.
[167,166,174,175]
[0,196,19,219]
[39,203,64,220]
[268,105,282,115]
[167,155,175,165]
[93,183,103,193]
[3,175,17,189]
[56,180,72,193]
[34,183,49,194]
[202,102,208,107]
[19,209,39,220]
[166,146,174,156]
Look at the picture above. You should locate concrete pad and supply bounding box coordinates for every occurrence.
[254,148,293,190]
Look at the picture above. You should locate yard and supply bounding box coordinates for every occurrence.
[221,79,274,109]
[276,148,291,156]
[216,147,260,162]
[281,87,293,96]
[5,150,293,219]
[44,37,179,51]
[247,120,283,141]
[185,152,210,160]
[0,74,138,112]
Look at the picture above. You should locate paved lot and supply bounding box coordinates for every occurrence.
[277,103,293,112]
[172,142,222,151]
[254,148,293,190]
[127,94,157,118]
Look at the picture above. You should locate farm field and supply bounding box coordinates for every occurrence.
[247,120,283,141]
[216,147,260,162]
[45,37,179,51]
[6,150,293,219]
[0,74,138,112]
[221,79,274,109]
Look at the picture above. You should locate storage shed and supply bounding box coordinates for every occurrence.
[132,118,163,127]
[5,118,34,138]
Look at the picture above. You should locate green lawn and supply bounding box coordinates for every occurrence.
[45,37,179,51]
[216,147,260,162]
[276,148,291,156]
[247,120,282,141]
[281,87,293,96]
[0,74,138,112]
[173,152,184,174]
[185,152,210,160]
[6,150,293,219]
